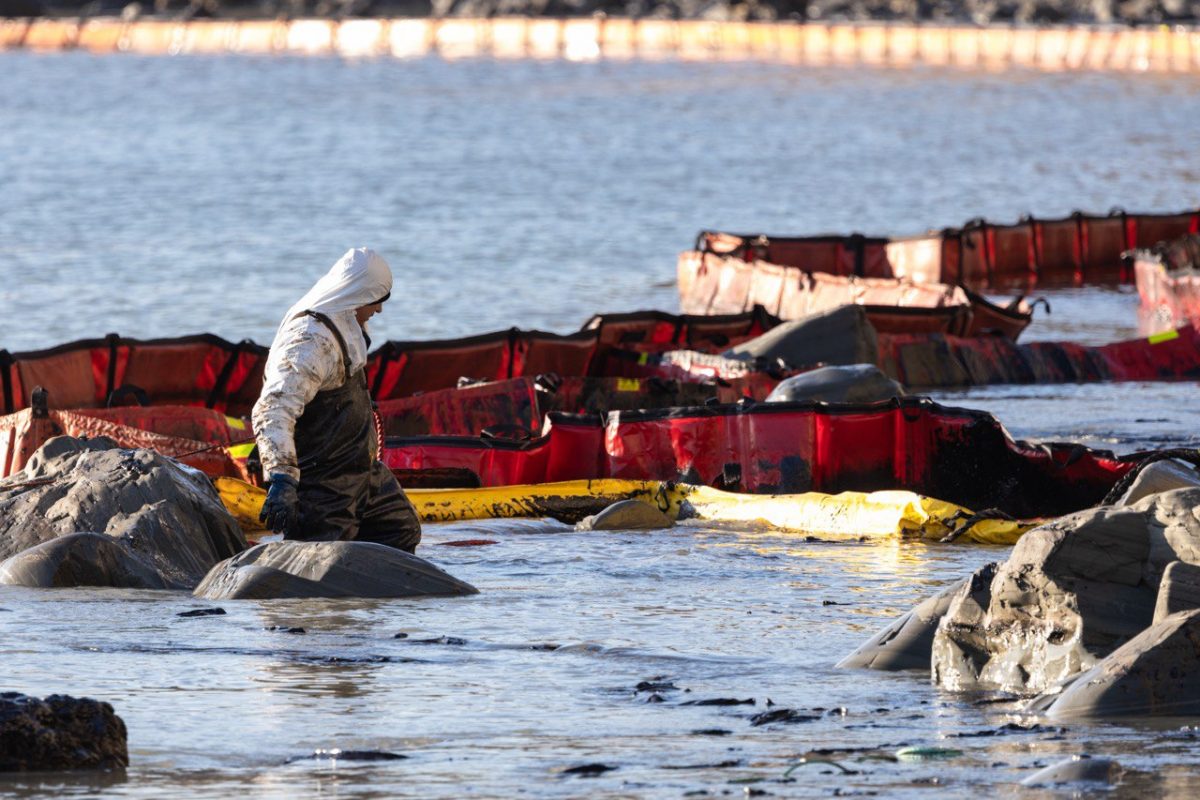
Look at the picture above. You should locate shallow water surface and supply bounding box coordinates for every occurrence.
[1,53,1200,797]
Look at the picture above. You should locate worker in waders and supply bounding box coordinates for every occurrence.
[252,247,421,552]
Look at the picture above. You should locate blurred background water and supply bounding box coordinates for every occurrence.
[1,52,1199,797]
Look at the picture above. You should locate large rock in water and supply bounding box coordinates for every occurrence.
[932,488,1200,694]
[0,436,245,590]
[765,364,903,404]
[837,576,973,671]
[1117,459,1200,506]
[194,541,479,600]
[1043,610,1200,718]
[724,305,878,370]
[0,532,169,589]
[0,692,128,772]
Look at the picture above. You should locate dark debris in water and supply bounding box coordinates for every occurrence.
[177,607,226,618]
[560,763,617,777]
[750,708,821,726]
[288,749,408,763]
[437,539,498,547]
[662,759,742,770]
[297,654,418,665]
[947,722,1063,738]
[682,698,755,707]
[691,728,733,736]
[265,626,306,634]
[635,678,680,693]
[395,635,467,646]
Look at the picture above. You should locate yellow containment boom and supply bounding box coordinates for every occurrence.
[215,477,1034,545]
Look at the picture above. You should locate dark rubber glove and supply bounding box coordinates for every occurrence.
[260,473,300,534]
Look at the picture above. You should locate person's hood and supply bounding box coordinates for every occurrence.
[283,247,392,326]
[273,247,393,369]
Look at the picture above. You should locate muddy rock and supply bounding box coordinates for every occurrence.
[724,305,878,370]
[0,532,168,589]
[575,499,674,531]
[0,692,128,772]
[1019,755,1122,786]
[1117,459,1200,506]
[0,437,245,590]
[194,540,479,599]
[932,489,1200,694]
[837,577,969,671]
[766,363,903,404]
[1043,610,1200,718]
[1152,560,1200,623]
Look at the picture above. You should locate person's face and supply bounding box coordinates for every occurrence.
[355,302,383,326]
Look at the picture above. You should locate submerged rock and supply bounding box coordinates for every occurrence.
[575,499,674,531]
[0,437,245,590]
[1019,755,1122,786]
[724,305,878,371]
[837,577,970,671]
[0,692,128,772]
[766,364,903,405]
[194,540,478,600]
[1043,610,1200,718]
[932,488,1200,694]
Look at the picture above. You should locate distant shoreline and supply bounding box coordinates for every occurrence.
[1,16,1197,73]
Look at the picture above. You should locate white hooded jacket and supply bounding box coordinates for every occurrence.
[252,248,393,482]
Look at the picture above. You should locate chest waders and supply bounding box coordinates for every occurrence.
[289,311,421,553]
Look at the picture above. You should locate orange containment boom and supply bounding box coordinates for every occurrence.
[381,396,1137,519]
[691,208,1200,292]
[4,19,1200,76]
[1133,233,1200,335]
[678,250,1034,339]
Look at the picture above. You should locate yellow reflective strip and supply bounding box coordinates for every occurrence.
[616,378,641,392]
[1148,329,1179,345]
[637,353,649,365]
[227,443,255,458]
[225,416,246,430]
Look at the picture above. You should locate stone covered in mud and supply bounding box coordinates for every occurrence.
[1044,609,1200,718]
[836,576,971,671]
[0,532,170,590]
[194,540,479,600]
[575,499,674,531]
[932,488,1200,694]
[725,305,877,370]
[1019,755,1122,786]
[765,363,903,405]
[0,436,245,590]
[1117,459,1200,507]
[0,692,128,772]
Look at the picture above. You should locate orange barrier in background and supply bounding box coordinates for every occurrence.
[1,17,1197,72]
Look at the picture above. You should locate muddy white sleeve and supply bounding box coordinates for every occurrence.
[251,322,342,483]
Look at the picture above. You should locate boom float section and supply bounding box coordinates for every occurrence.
[1,18,1199,74]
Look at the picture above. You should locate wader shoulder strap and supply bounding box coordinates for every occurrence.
[293,310,353,384]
